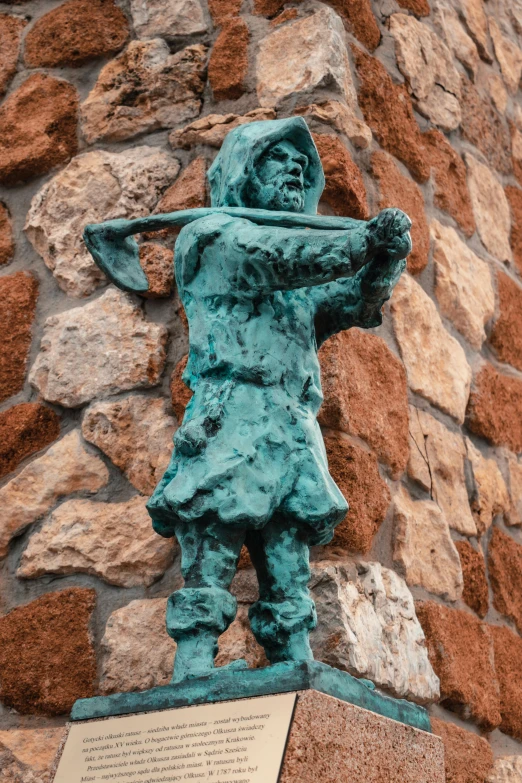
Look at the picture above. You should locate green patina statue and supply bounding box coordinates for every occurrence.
[84,118,411,687]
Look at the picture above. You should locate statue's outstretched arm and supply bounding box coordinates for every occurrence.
[311,251,407,346]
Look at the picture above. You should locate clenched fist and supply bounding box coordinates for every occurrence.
[366,208,412,261]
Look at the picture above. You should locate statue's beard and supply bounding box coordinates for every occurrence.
[244,176,305,213]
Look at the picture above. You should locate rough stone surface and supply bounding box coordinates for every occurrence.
[397,0,430,15]
[0,202,14,265]
[431,717,494,783]
[408,406,476,536]
[511,123,522,187]
[0,272,38,404]
[0,430,108,559]
[209,18,249,101]
[458,0,491,61]
[279,690,445,783]
[371,151,429,275]
[100,598,175,695]
[208,0,242,24]
[154,157,207,214]
[431,219,495,349]
[466,153,512,263]
[393,486,463,601]
[82,394,175,495]
[100,600,266,695]
[139,243,174,297]
[416,601,501,730]
[352,46,429,183]
[0,74,79,187]
[25,146,179,298]
[505,185,522,274]
[488,527,522,634]
[0,13,26,97]
[18,496,175,588]
[466,438,511,533]
[507,453,522,526]
[313,133,369,220]
[170,354,192,422]
[391,274,472,423]
[323,434,391,555]
[433,1,479,79]
[487,71,509,114]
[489,19,522,94]
[257,8,354,108]
[389,13,462,131]
[0,403,60,480]
[461,81,512,175]
[130,0,207,38]
[0,588,97,716]
[456,541,489,618]
[488,756,522,783]
[295,100,372,149]
[318,329,409,479]
[310,561,440,704]
[0,727,66,783]
[81,40,207,144]
[170,107,276,149]
[490,624,522,741]
[467,364,522,453]
[490,272,522,372]
[29,288,167,408]
[24,0,129,69]
[423,129,476,238]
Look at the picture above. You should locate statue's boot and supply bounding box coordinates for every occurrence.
[171,631,219,684]
[267,630,314,665]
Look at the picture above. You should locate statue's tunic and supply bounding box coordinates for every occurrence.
[147,213,383,545]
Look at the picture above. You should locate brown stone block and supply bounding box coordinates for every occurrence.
[488,527,522,634]
[396,0,430,16]
[208,0,243,25]
[430,717,494,783]
[423,129,475,238]
[0,402,59,480]
[0,13,27,97]
[416,601,501,730]
[324,434,391,554]
[352,45,429,183]
[0,588,97,716]
[254,0,380,51]
[467,363,522,453]
[460,78,512,175]
[279,691,444,783]
[170,354,192,423]
[209,17,249,101]
[371,151,429,274]
[490,623,522,741]
[319,329,409,479]
[0,74,78,187]
[490,272,522,372]
[455,541,489,618]
[24,0,129,69]
[313,133,369,220]
[505,185,522,275]
[0,201,14,265]
[155,157,208,215]
[139,243,174,298]
[0,272,38,404]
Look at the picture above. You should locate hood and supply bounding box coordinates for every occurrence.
[207,116,325,215]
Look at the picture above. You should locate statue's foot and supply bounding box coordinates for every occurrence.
[170,632,218,684]
[213,658,249,674]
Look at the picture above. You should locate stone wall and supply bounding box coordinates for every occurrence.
[1,0,522,779]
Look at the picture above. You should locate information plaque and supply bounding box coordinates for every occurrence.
[53,692,297,783]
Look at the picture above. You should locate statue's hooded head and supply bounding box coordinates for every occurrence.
[207,117,325,215]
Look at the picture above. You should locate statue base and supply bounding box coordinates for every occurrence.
[71,660,430,732]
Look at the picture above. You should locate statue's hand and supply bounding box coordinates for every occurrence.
[366,208,412,261]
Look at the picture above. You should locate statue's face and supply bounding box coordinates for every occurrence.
[245,140,308,212]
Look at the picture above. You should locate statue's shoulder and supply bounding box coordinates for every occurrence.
[179,211,244,242]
